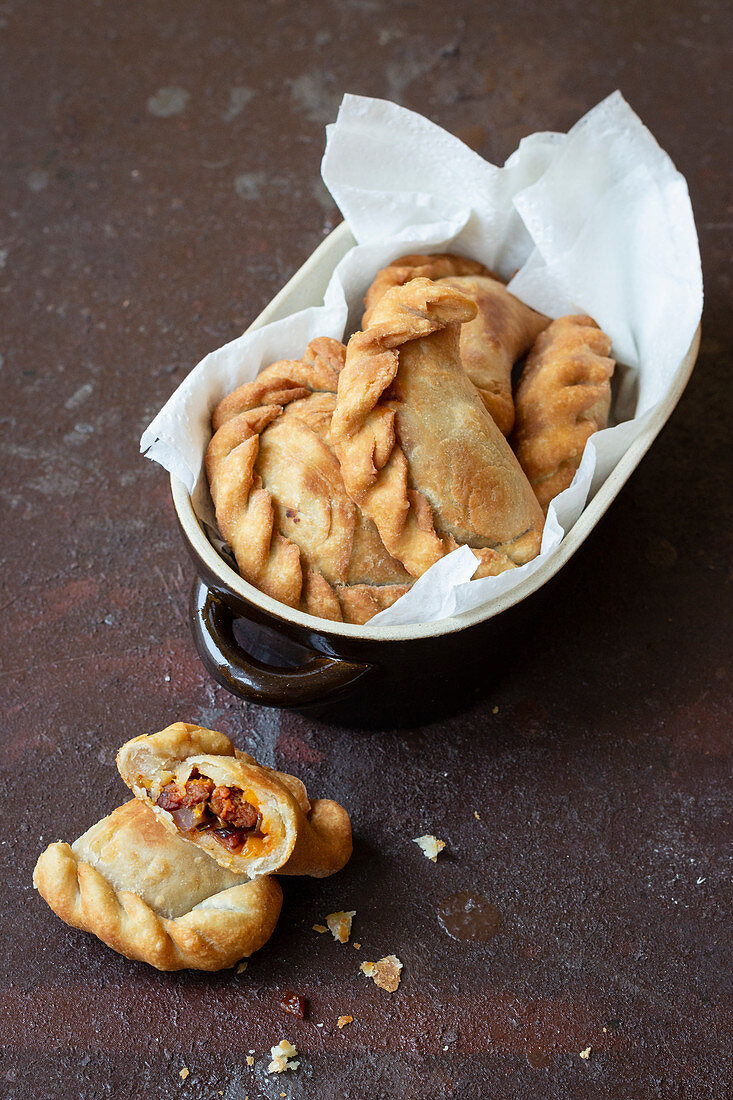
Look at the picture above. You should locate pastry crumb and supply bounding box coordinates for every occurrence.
[267,1040,300,1074]
[360,954,403,992]
[579,1046,592,1060]
[246,1056,254,1067]
[474,810,481,820]
[413,834,446,862]
[492,705,499,714]
[352,941,361,950]
[337,1015,354,1029]
[312,923,328,933]
[326,910,356,943]
[179,1067,189,1081]
[236,960,248,974]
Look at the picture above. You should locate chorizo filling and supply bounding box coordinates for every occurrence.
[156,768,263,852]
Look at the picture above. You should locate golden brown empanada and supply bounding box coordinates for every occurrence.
[211,335,346,432]
[117,723,353,879]
[331,278,545,579]
[33,799,283,971]
[437,274,549,435]
[362,252,492,325]
[512,315,615,511]
[363,255,549,435]
[206,338,412,624]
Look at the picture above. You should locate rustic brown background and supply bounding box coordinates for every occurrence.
[1,1,731,1098]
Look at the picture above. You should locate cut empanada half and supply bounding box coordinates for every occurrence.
[205,338,412,624]
[116,723,353,879]
[512,314,615,511]
[331,278,545,580]
[33,799,283,971]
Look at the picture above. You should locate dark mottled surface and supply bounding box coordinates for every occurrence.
[1,1,731,1098]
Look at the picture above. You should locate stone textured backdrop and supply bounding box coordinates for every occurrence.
[1,2,730,1098]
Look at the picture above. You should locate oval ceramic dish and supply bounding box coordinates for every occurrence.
[171,221,701,710]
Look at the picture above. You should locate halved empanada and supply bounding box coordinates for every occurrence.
[205,338,412,624]
[116,723,353,879]
[33,799,282,971]
[512,314,615,511]
[331,278,545,579]
[363,255,549,435]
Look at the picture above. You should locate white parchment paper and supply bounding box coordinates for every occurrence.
[141,91,702,628]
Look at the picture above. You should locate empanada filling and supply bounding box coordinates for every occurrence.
[156,769,264,853]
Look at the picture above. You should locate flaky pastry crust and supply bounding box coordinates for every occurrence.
[438,274,549,434]
[33,800,283,971]
[331,278,545,579]
[362,255,549,435]
[205,338,411,624]
[117,723,353,879]
[512,315,615,511]
[212,336,346,432]
[362,252,493,325]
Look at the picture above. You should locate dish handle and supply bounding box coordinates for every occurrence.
[190,576,371,707]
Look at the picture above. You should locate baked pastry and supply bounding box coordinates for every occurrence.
[211,335,346,432]
[117,723,353,878]
[206,337,412,624]
[437,274,548,435]
[33,799,283,971]
[331,277,545,579]
[362,252,492,325]
[363,254,549,435]
[512,315,615,511]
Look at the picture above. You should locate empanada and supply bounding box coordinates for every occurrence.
[363,255,550,435]
[362,252,492,325]
[33,799,283,971]
[512,315,615,511]
[117,723,353,878]
[206,338,412,624]
[437,274,549,435]
[331,278,545,579]
[211,335,346,432]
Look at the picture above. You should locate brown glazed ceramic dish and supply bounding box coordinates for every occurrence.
[171,224,700,713]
